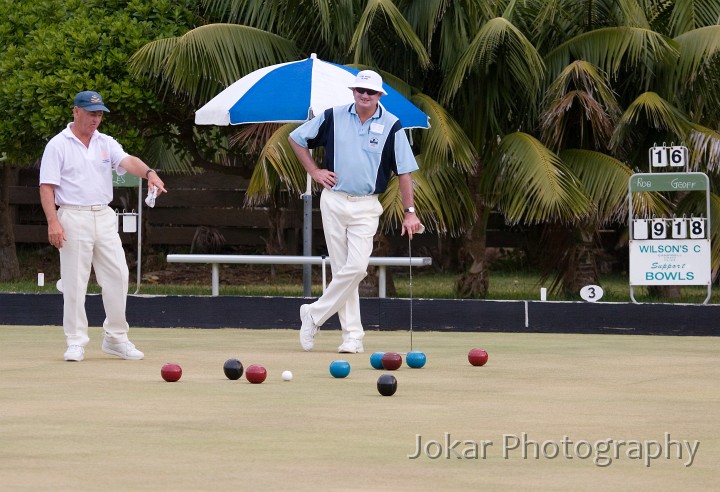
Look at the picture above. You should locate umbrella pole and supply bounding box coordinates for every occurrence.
[302,172,313,297]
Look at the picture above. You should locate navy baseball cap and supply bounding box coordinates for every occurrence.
[73,91,110,112]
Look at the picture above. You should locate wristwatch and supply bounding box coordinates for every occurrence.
[145,168,157,178]
[404,207,415,214]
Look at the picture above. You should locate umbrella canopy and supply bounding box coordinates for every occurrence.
[195,53,430,129]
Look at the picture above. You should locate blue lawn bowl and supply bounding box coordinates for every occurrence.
[329,360,351,379]
[406,351,427,369]
[370,352,385,370]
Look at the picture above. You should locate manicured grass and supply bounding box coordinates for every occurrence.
[1,326,717,490]
[3,245,716,302]
[3,268,717,304]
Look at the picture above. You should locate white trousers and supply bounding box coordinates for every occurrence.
[58,206,129,347]
[306,189,383,342]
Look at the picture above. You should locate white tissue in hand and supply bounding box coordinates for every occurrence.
[145,187,157,208]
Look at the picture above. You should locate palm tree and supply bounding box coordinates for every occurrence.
[130,0,720,299]
[129,0,478,256]
[432,0,720,296]
[433,2,594,296]
[130,0,591,298]
[533,0,720,294]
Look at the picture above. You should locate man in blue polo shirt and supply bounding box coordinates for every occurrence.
[288,70,423,354]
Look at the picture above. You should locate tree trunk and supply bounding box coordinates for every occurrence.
[455,202,489,299]
[562,227,598,295]
[647,285,682,300]
[0,164,20,281]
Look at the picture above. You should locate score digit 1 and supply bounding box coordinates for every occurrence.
[671,218,687,239]
[650,146,667,167]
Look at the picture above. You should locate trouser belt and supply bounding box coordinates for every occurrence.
[329,189,378,202]
[59,204,107,211]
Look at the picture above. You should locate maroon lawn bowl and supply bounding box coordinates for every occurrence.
[381,352,402,370]
[246,364,267,384]
[161,363,182,382]
[468,348,489,366]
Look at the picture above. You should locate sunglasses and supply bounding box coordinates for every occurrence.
[354,87,379,96]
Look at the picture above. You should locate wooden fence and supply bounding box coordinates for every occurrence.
[10,168,526,256]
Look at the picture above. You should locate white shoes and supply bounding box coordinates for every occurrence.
[64,345,85,361]
[102,338,144,360]
[299,304,319,351]
[338,340,364,354]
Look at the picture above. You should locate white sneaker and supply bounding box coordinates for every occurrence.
[64,345,85,361]
[338,340,364,354]
[102,338,144,360]
[299,304,318,351]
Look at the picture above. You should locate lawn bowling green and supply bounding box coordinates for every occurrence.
[1,326,717,490]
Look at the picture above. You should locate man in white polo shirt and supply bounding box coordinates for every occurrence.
[39,90,166,362]
[288,70,423,354]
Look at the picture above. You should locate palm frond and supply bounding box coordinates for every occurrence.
[128,36,179,80]
[433,1,487,73]
[482,132,591,225]
[544,26,677,90]
[411,93,477,175]
[140,134,202,175]
[669,25,720,88]
[403,0,448,50]
[442,16,544,102]
[669,0,720,36]
[379,156,475,237]
[543,60,619,114]
[245,124,305,205]
[129,24,298,105]
[610,91,692,151]
[349,0,431,68]
[228,123,284,154]
[560,149,669,224]
[541,91,612,150]
[540,60,621,151]
[201,0,278,27]
[688,123,720,172]
[618,0,652,28]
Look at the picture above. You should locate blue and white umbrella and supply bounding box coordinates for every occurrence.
[195,53,430,129]
[195,53,429,296]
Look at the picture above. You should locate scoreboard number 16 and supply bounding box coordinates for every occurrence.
[650,145,687,168]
